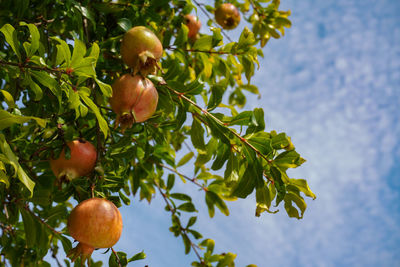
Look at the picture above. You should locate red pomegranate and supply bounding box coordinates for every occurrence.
[67,198,123,263]
[109,74,158,130]
[120,26,163,75]
[215,3,241,30]
[50,140,97,181]
[184,14,201,39]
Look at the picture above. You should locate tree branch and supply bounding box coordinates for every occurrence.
[156,162,207,191]
[161,83,272,164]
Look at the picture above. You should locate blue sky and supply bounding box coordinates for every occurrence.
[49,0,400,266]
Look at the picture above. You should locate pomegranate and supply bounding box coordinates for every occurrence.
[215,3,241,30]
[184,14,201,40]
[50,140,97,181]
[109,74,158,130]
[120,26,163,75]
[67,198,123,263]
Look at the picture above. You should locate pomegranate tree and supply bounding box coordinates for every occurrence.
[67,198,123,263]
[50,140,97,181]
[215,3,241,30]
[120,26,163,75]
[184,14,201,39]
[109,74,158,130]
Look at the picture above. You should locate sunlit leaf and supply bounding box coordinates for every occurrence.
[0,24,21,60]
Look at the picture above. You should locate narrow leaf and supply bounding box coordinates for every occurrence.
[79,93,109,137]
[0,24,21,59]
[177,152,194,167]
[0,109,46,130]
[0,134,35,196]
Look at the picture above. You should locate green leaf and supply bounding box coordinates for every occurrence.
[224,152,239,186]
[128,251,146,262]
[193,35,213,50]
[186,216,197,228]
[207,85,224,111]
[0,134,35,196]
[20,22,40,57]
[246,132,273,155]
[200,238,215,253]
[119,191,131,205]
[177,151,194,167]
[166,174,175,190]
[284,191,306,219]
[28,81,43,101]
[109,251,128,267]
[0,169,9,188]
[79,92,109,137]
[177,202,196,212]
[174,24,189,47]
[231,165,256,198]
[71,39,87,67]
[274,150,306,169]
[20,208,37,247]
[0,109,47,130]
[0,89,16,108]
[170,193,192,201]
[199,53,212,78]
[275,17,292,28]
[289,178,316,199]
[30,70,59,98]
[0,24,21,60]
[182,234,191,254]
[118,18,132,32]
[206,191,229,216]
[95,78,112,97]
[51,37,71,66]
[190,117,206,150]
[271,132,290,149]
[229,111,253,126]
[211,143,230,171]
[74,57,96,77]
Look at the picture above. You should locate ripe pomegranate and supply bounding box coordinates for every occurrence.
[215,3,241,30]
[121,26,163,75]
[109,74,158,130]
[184,14,201,39]
[67,198,123,263]
[50,140,97,181]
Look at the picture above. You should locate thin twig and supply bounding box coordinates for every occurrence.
[0,60,68,74]
[156,162,207,191]
[21,205,61,235]
[154,181,204,264]
[51,246,63,267]
[111,247,122,267]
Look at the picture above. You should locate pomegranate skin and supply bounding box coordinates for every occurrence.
[121,26,163,75]
[215,3,241,30]
[184,14,201,39]
[109,74,158,129]
[50,140,97,181]
[67,198,123,249]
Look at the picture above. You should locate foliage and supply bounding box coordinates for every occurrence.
[0,0,315,266]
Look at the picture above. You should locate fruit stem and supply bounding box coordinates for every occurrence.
[67,242,95,264]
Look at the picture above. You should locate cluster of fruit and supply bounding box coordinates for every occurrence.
[49,2,241,263]
[50,25,164,263]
